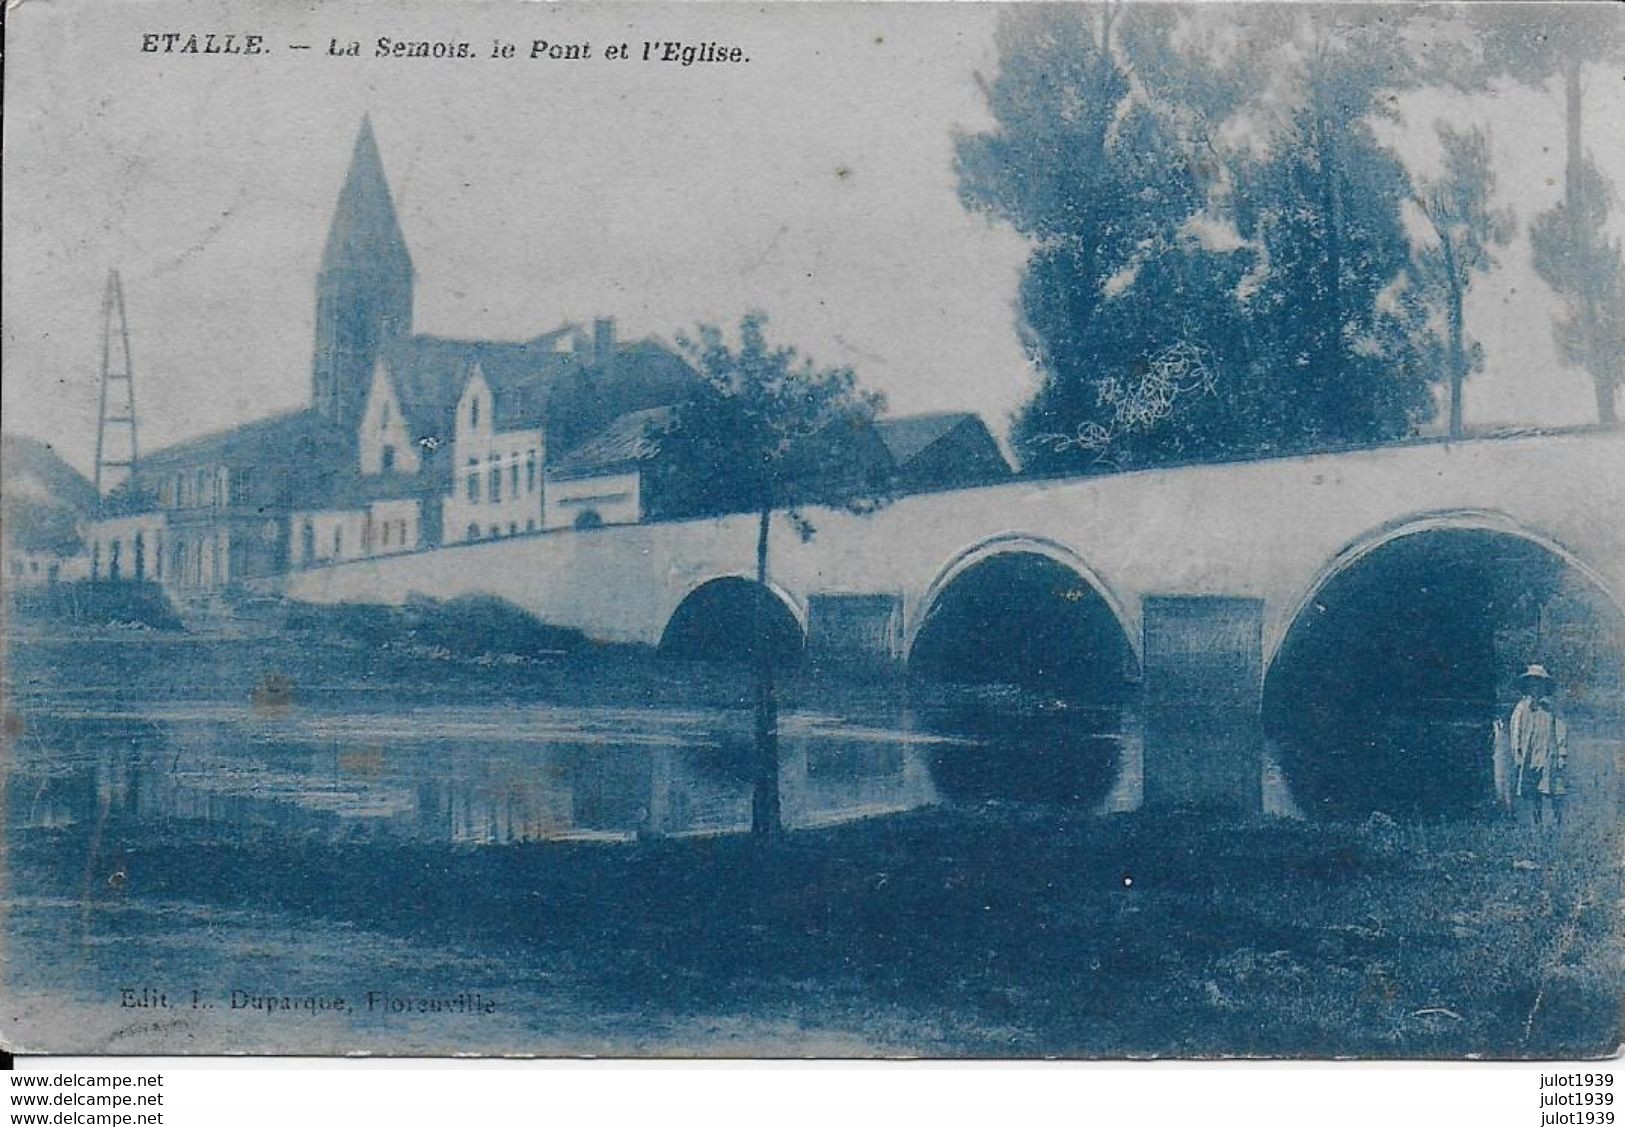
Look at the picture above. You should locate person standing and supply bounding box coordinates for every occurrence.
[1510,664,1569,827]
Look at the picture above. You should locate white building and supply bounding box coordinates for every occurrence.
[441,362,546,543]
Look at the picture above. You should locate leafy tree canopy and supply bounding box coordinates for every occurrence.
[958,6,1442,474]
[650,313,889,524]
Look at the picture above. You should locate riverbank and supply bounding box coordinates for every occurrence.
[8,796,1621,1057]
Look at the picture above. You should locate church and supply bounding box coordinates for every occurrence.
[85,118,700,593]
[82,118,1009,596]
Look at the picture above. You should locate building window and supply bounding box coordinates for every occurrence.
[466,471,479,503]
[470,397,480,428]
[526,518,536,533]
[92,543,101,581]
[301,521,315,565]
[526,450,537,492]
[134,532,146,581]
[381,522,391,548]
[489,525,500,538]
[230,468,254,506]
[381,445,396,473]
[400,520,410,545]
[489,463,502,502]
[466,523,480,541]
[333,527,342,559]
[508,522,517,536]
[509,457,520,494]
[109,540,122,580]
[574,509,604,531]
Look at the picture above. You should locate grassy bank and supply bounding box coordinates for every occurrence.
[13,799,1620,1058]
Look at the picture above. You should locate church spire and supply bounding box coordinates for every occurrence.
[312,116,415,431]
[321,115,413,277]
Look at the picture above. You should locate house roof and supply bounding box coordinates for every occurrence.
[550,406,674,479]
[101,409,354,514]
[380,331,696,459]
[1,433,97,512]
[381,333,578,447]
[133,409,351,472]
[872,412,983,467]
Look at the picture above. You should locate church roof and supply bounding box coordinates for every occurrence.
[321,117,413,278]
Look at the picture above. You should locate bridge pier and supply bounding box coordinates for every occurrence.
[1141,596,1264,814]
[804,593,903,674]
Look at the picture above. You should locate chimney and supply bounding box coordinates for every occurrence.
[593,317,615,371]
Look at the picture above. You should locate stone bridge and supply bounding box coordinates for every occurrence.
[280,428,1625,813]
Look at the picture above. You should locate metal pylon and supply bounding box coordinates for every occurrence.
[93,269,139,495]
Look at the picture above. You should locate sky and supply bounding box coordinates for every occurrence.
[4,1,1623,478]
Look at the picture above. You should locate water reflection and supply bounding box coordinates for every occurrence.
[9,703,945,846]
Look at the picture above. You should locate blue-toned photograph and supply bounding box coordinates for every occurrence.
[2,0,1621,1058]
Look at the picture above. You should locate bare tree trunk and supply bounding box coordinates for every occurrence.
[1564,57,1617,425]
[751,504,782,837]
[1445,259,1467,438]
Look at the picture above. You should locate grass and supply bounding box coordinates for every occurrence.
[13,798,1619,1058]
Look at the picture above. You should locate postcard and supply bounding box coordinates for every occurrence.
[2,0,1622,1058]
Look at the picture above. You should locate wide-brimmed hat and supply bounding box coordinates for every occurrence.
[1516,664,1554,687]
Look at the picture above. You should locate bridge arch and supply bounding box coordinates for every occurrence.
[658,573,808,664]
[1264,508,1625,820]
[1265,508,1623,672]
[904,534,1140,808]
[905,533,1140,664]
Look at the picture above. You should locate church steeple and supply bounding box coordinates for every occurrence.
[313,115,414,431]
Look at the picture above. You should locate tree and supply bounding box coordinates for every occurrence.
[1531,158,1625,423]
[957,7,1438,473]
[1476,4,1625,422]
[1410,125,1515,436]
[654,313,888,836]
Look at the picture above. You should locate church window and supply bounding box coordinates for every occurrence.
[489,463,502,502]
[470,397,480,429]
[526,451,537,492]
[382,445,396,473]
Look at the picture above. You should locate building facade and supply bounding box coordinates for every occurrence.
[73,118,1008,597]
